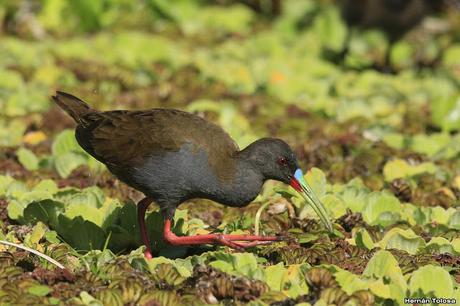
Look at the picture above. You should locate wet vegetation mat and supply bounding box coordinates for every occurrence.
[1,0,460,305]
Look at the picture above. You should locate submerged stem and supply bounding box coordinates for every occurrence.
[254,201,271,236]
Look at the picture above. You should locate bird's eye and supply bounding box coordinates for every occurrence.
[277,156,288,166]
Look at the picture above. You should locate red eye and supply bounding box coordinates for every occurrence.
[277,156,288,166]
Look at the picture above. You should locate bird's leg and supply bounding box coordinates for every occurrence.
[162,219,282,251]
[137,197,154,259]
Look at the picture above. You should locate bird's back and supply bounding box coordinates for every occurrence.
[52,92,240,184]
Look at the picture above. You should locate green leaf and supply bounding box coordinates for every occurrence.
[28,285,52,296]
[16,147,39,171]
[7,199,28,221]
[23,200,65,227]
[334,269,368,295]
[33,179,58,195]
[390,41,414,68]
[0,175,15,196]
[448,211,460,229]
[0,119,27,147]
[383,159,437,182]
[321,194,346,218]
[424,237,458,255]
[430,206,453,225]
[362,192,400,227]
[443,44,460,67]
[304,167,327,198]
[452,238,460,253]
[382,133,406,150]
[26,221,48,246]
[87,155,105,172]
[146,256,193,278]
[281,265,309,298]
[44,230,60,244]
[363,250,401,279]
[57,215,107,251]
[313,5,346,52]
[431,95,460,132]
[68,0,104,32]
[354,228,375,250]
[265,262,285,291]
[179,4,254,36]
[52,129,83,155]
[78,291,103,306]
[107,202,138,250]
[65,186,105,208]
[409,133,451,157]
[65,198,119,229]
[339,185,369,213]
[186,99,221,113]
[6,180,29,198]
[209,252,264,280]
[377,228,426,255]
[54,152,87,178]
[409,265,453,298]
[363,250,407,302]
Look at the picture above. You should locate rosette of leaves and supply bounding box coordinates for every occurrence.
[193,265,269,304]
[137,290,182,306]
[151,263,189,288]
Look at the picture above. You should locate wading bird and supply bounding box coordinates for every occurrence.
[53,91,333,258]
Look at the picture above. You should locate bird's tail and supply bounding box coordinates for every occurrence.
[52,91,94,123]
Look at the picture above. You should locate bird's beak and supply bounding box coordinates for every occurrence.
[290,169,333,232]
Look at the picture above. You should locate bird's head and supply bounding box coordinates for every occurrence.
[240,138,333,232]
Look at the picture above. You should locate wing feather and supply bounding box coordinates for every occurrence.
[75,108,239,181]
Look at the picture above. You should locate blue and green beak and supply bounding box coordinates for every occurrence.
[289,169,333,232]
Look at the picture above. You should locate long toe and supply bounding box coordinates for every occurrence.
[233,240,277,248]
[213,236,246,251]
[222,234,281,242]
[144,250,153,259]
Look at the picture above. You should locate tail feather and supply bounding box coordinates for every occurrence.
[52,91,94,123]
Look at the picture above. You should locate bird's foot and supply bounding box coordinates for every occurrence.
[163,231,282,251]
[219,238,279,251]
[144,249,153,259]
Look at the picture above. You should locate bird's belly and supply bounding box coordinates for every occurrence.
[199,179,261,208]
[112,144,262,208]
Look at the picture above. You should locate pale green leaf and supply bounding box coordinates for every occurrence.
[409,265,453,297]
[16,147,39,171]
[383,159,437,182]
[377,228,426,255]
[362,192,400,227]
[54,152,87,178]
[354,228,375,250]
[28,285,52,296]
[334,269,368,295]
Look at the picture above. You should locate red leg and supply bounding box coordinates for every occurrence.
[163,219,282,251]
[137,197,153,259]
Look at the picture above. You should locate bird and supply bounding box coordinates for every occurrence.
[337,0,444,71]
[52,91,333,259]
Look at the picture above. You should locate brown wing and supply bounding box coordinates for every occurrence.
[76,108,240,181]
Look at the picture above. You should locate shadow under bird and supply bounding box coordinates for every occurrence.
[52,91,333,259]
